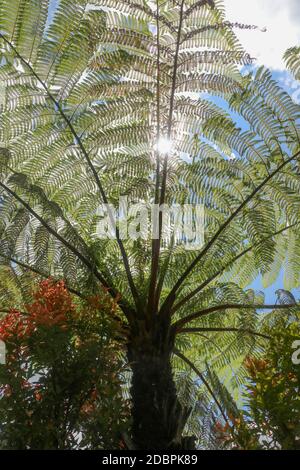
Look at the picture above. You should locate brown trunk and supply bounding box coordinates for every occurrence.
[127,316,195,450]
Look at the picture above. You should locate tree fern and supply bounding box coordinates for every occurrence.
[0,0,299,449]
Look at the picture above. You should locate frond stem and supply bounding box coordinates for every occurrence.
[161,148,300,315]
[177,327,271,340]
[174,348,228,424]
[0,33,140,310]
[172,222,298,314]
[172,303,297,331]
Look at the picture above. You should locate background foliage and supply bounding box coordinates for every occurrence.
[0,279,130,449]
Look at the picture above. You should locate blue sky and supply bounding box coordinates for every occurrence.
[250,272,299,305]
[47,0,59,28]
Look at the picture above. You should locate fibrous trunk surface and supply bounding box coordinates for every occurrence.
[127,318,195,450]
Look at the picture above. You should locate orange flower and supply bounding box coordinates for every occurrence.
[244,356,268,376]
[215,421,230,433]
[26,279,75,329]
[34,390,42,401]
[90,389,98,401]
[0,280,77,343]
[80,402,95,415]
[0,309,32,342]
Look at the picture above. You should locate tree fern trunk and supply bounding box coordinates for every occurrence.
[127,318,195,450]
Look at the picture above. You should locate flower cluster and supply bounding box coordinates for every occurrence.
[0,279,75,344]
[214,414,259,450]
[26,279,75,329]
[244,356,268,378]
[0,309,31,342]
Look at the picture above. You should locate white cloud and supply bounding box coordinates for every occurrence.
[223,0,300,70]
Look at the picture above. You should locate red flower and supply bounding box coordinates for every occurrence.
[0,279,75,342]
[34,390,42,401]
[244,356,268,377]
[0,309,32,342]
[26,279,75,329]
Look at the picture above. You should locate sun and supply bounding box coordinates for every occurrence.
[155,137,173,155]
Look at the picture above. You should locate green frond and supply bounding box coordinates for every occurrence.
[284,46,300,81]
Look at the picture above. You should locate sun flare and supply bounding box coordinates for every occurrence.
[155,137,173,155]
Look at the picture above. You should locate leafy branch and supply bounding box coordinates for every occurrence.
[0,32,139,309]
[174,348,228,424]
[161,149,300,314]
[172,223,299,314]
[172,303,297,331]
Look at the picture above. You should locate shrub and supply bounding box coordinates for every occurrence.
[0,279,130,449]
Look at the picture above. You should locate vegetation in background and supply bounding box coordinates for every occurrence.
[214,319,300,450]
[0,279,130,449]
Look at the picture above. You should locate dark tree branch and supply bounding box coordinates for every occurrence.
[147,0,162,319]
[172,223,298,314]
[0,180,111,288]
[181,21,261,44]
[0,33,140,309]
[177,327,271,340]
[155,237,176,310]
[161,149,300,314]
[164,0,185,176]
[173,303,297,331]
[2,255,85,299]
[149,0,185,316]
[174,349,228,424]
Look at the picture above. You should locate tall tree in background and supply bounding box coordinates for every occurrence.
[0,0,300,449]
